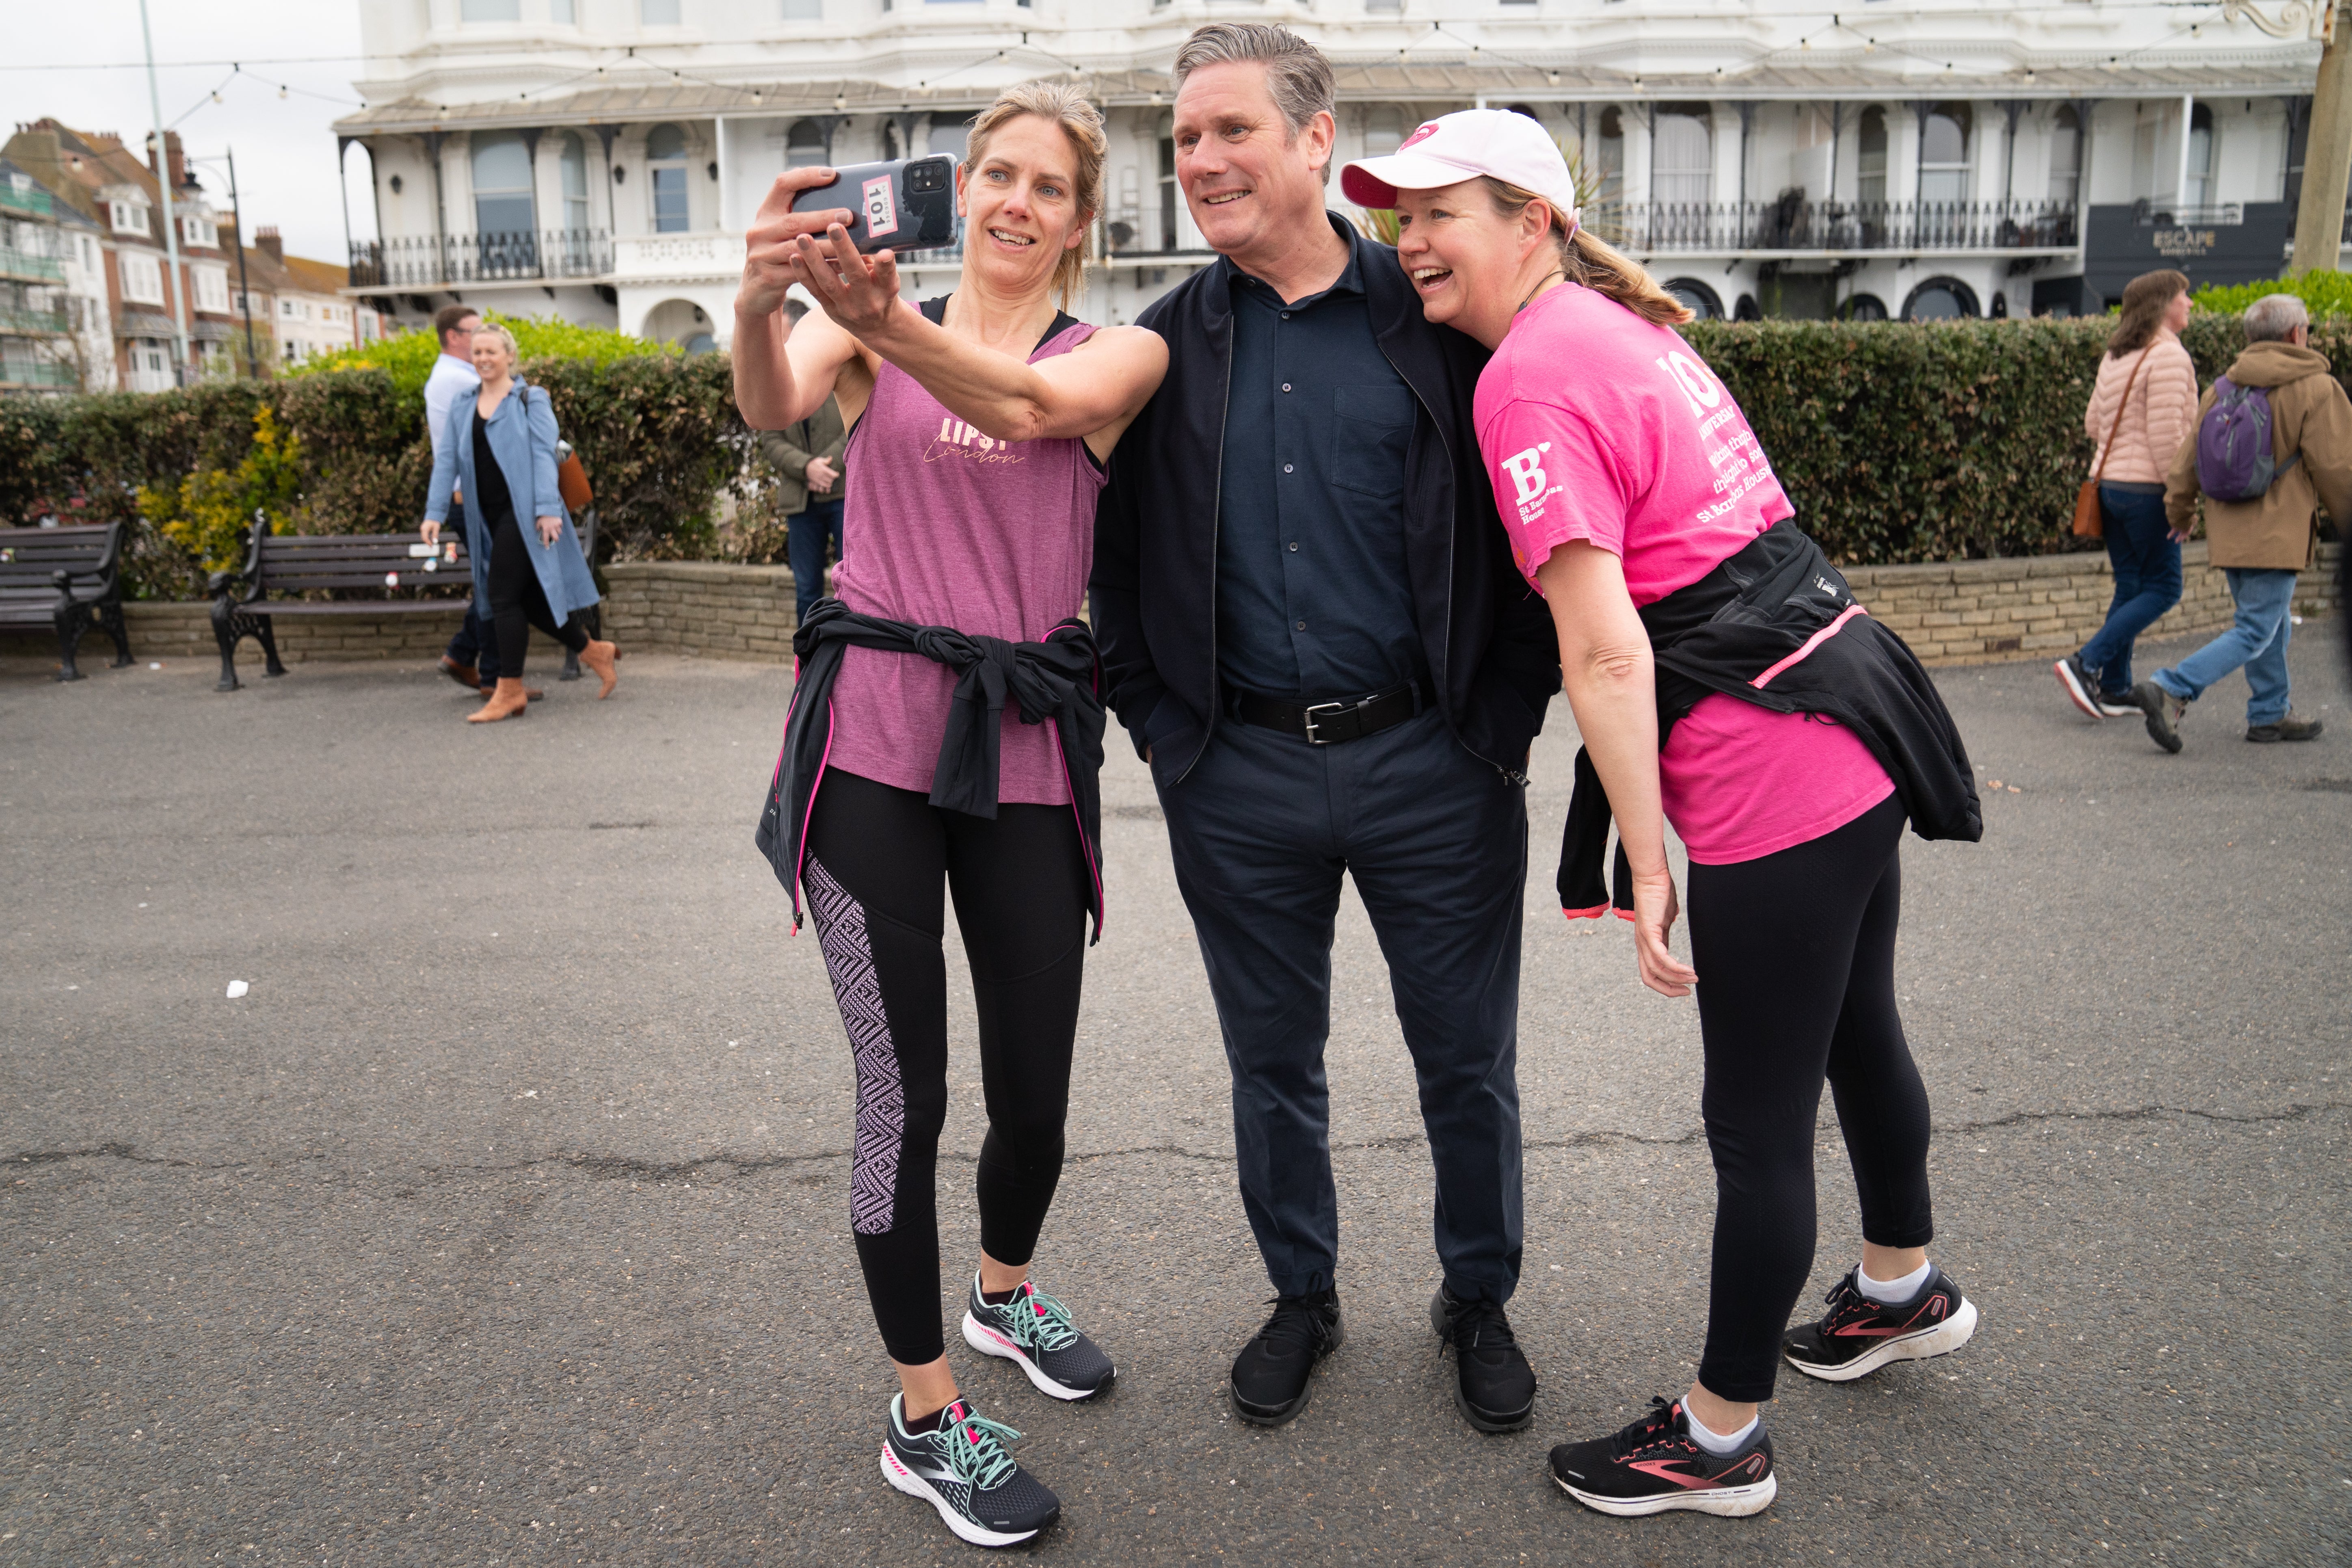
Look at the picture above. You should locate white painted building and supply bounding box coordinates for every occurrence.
[334,1,2328,341]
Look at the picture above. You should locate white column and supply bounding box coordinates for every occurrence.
[2176,94,2195,207]
[716,117,734,232]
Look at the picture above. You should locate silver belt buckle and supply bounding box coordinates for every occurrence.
[1300,700,1349,745]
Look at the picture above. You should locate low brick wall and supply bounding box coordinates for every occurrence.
[7,544,2338,674]
[1846,541,2338,666]
[598,561,797,661]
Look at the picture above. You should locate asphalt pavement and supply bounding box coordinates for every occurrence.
[2,625,2347,1567]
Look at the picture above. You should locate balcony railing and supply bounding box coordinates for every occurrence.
[348,230,612,290]
[0,303,71,336]
[0,359,78,391]
[1588,199,2080,255]
[0,245,65,284]
[1097,205,1206,258]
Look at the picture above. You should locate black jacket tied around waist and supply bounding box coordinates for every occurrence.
[1561,521,1982,916]
[755,597,1107,941]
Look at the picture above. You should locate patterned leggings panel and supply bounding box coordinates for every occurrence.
[800,767,1090,1366]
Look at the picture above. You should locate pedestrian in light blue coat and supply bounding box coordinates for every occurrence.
[420,323,616,721]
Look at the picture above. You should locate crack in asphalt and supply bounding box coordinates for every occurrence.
[6,1099,2343,1186]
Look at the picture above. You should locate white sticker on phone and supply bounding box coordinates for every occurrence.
[861,175,899,239]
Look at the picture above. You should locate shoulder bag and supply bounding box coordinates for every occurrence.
[2073,345,2151,541]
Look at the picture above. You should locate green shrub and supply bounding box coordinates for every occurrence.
[292,311,672,401]
[139,404,304,573]
[2191,268,2352,320]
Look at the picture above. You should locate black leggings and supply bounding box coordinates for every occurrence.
[1686,792,1935,1402]
[801,767,1091,1365]
[486,511,586,679]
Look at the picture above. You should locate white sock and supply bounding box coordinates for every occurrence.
[1684,1404,1760,1457]
[1855,1257,1933,1304]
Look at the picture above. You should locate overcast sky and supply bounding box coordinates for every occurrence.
[3,2,375,267]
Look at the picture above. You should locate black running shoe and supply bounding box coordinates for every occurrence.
[1429,1285,1536,1432]
[1781,1263,1979,1383]
[2053,654,2104,719]
[1228,1288,1343,1425]
[960,1273,1115,1401]
[879,1394,1060,1548]
[1549,1396,1777,1518]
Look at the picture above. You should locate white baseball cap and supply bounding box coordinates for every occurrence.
[1341,108,1581,236]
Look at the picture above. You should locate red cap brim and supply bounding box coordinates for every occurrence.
[1340,165,1400,210]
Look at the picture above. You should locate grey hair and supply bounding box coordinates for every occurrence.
[2244,292,2310,343]
[1172,23,1337,186]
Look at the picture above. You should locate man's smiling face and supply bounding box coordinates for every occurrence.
[1171,61,1333,262]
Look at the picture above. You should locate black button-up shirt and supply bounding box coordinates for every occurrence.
[1214,223,1422,701]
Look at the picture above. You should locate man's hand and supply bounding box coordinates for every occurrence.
[739,169,853,318]
[804,455,839,493]
[2168,525,2194,543]
[536,515,562,546]
[421,519,441,547]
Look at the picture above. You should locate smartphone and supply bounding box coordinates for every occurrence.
[788,155,960,255]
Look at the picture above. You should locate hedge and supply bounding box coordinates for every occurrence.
[4,312,2341,598]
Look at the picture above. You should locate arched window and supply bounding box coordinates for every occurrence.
[1919,105,1971,206]
[558,132,590,233]
[647,123,689,232]
[1662,276,1723,320]
[2047,106,2082,208]
[1364,106,1406,156]
[786,119,827,169]
[929,119,970,162]
[1652,104,1713,207]
[1842,293,1890,322]
[1597,107,1625,204]
[1858,107,1889,207]
[471,132,534,236]
[1902,276,1979,320]
[2186,103,2216,209]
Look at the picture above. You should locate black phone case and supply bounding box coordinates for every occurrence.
[788,156,959,254]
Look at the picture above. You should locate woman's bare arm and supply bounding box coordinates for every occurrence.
[1537,541,1700,998]
[785,224,1168,451]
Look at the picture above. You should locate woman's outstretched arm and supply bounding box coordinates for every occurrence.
[785,225,1168,448]
[733,169,861,430]
[1537,541,1700,999]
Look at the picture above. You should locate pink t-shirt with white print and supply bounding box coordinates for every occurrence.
[1474,283,1892,865]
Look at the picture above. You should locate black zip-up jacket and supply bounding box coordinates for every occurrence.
[1560,521,1982,915]
[1091,219,1560,782]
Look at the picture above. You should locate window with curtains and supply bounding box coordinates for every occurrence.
[1597,107,1624,203]
[1858,107,1889,205]
[1651,105,1712,206]
[647,124,690,232]
[2047,106,2082,207]
[471,133,535,236]
[786,120,826,169]
[642,0,681,23]
[1918,106,1971,206]
[460,0,521,18]
[559,132,590,231]
[552,0,575,21]
[1364,106,1405,156]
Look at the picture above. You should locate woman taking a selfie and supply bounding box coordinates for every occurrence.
[1345,111,1982,1520]
[421,322,616,721]
[734,81,1166,1550]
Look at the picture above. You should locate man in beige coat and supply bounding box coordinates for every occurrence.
[2135,293,2351,749]
[754,298,848,627]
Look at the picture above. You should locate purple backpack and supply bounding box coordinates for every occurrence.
[2195,375,2298,502]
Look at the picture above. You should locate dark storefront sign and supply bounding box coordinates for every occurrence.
[2079,201,2294,308]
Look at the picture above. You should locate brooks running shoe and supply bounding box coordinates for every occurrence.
[1550,1396,1777,1518]
[1782,1263,1979,1382]
[879,1393,1061,1548]
[960,1274,1115,1401]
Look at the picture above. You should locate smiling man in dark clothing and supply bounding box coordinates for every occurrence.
[1092,23,1560,1435]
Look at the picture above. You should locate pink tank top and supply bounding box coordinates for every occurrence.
[824,311,1106,807]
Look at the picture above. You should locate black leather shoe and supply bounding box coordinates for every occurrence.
[1229,1289,1343,1426]
[1431,1285,1536,1433]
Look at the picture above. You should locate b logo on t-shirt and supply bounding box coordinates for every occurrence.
[1501,442,1552,507]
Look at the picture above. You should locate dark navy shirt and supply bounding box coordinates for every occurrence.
[1215,221,1422,700]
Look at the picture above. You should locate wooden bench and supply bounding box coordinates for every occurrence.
[208,517,473,692]
[0,521,131,681]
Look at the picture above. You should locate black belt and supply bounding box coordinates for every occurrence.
[1228,680,1422,746]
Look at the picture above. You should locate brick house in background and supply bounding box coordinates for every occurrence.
[3,121,242,389]
[229,227,376,374]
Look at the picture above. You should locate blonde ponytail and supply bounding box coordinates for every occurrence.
[1477,177,1691,328]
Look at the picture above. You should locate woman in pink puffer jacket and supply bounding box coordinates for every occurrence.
[2054,268,2201,719]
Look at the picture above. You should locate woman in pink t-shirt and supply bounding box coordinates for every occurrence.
[1346,111,1979,1520]
[733,82,1167,1549]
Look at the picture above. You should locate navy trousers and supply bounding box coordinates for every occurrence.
[445,605,501,683]
[789,497,846,628]
[1155,703,1528,1304]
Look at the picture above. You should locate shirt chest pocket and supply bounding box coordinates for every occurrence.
[1328,385,1417,497]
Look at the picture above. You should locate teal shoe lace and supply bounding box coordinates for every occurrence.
[1003,1285,1082,1354]
[938,1409,1024,1492]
